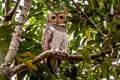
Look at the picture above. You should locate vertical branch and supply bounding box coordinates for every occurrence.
[5,0,10,16]
[5,0,33,64]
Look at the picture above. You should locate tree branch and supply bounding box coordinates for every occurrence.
[5,0,10,16]
[5,0,33,64]
[3,0,20,23]
[10,0,20,16]
[11,48,112,76]
[71,0,108,38]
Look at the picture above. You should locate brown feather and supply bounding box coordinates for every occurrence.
[42,26,53,51]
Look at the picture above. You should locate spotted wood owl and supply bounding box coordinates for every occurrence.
[42,12,68,74]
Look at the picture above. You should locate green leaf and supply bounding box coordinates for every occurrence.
[0,25,13,38]
[99,2,104,9]
[85,29,90,38]
[21,51,36,58]
[0,1,2,11]
[82,47,91,63]
[23,61,38,71]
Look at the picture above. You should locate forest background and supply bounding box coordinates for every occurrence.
[0,0,120,80]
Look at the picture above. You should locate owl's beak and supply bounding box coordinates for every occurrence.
[56,21,59,25]
[57,21,65,26]
[58,24,66,26]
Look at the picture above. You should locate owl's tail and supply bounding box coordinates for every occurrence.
[46,57,61,74]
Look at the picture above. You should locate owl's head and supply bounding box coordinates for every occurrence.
[48,12,67,26]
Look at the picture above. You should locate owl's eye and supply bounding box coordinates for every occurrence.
[59,16,64,19]
[58,14,66,24]
[52,16,56,19]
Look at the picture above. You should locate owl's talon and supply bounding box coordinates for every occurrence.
[58,51,68,57]
[52,49,68,57]
[51,49,56,54]
[61,51,68,57]
[55,49,61,53]
[64,52,68,56]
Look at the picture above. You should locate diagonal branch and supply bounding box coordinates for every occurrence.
[71,0,108,38]
[5,0,10,16]
[9,0,20,16]
[5,0,33,64]
[3,0,21,23]
[11,48,112,76]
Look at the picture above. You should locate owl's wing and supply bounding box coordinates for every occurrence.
[42,26,53,51]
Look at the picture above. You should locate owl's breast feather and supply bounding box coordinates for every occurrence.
[49,26,67,49]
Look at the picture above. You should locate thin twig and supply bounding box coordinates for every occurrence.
[71,0,108,38]
[3,0,20,23]
[5,0,10,16]
[9,0,20,17]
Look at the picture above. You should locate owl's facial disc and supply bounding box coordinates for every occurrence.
[58,13,67,26]
[49,14,57,24]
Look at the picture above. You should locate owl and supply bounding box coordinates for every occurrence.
[42,12,68,74]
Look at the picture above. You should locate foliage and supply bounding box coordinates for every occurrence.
[0,0,120,80]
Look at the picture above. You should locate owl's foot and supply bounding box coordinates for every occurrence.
[61,51,68,56]
[55,49,61,53]
[57,50,68,57]
[52,49,68,57]
[51,49,60,53]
